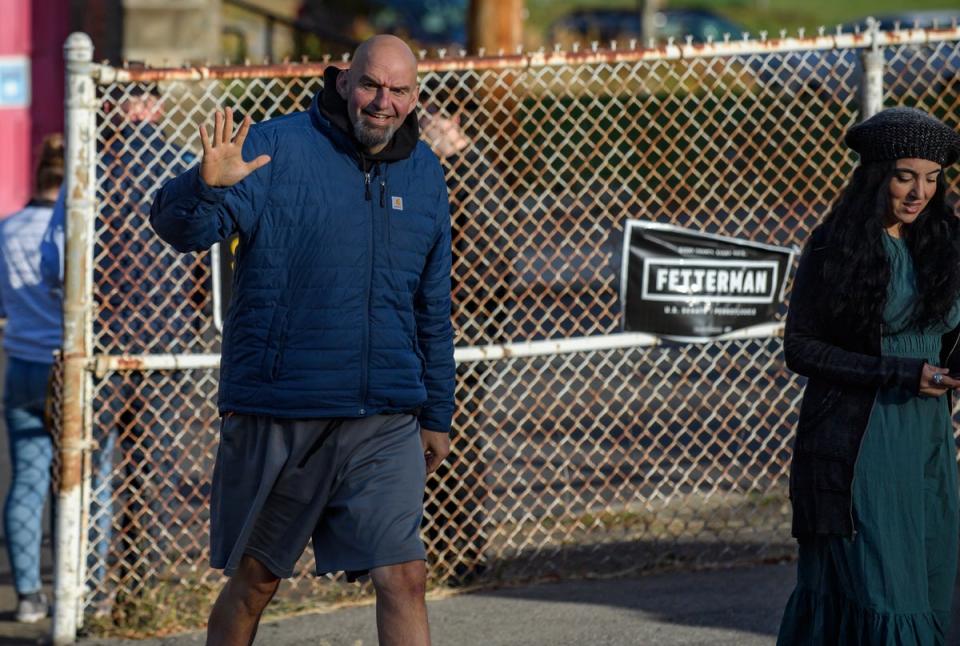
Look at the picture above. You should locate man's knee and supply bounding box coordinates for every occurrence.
[230,555,281,612]
[371,560,427,602]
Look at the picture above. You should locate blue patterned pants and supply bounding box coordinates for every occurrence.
[3,357,53,595]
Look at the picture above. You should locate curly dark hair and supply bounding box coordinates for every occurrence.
[818,159,960,334]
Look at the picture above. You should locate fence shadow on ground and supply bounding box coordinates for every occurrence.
[470,541,960,643]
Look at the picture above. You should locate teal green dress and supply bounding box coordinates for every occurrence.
[778,234,960,645]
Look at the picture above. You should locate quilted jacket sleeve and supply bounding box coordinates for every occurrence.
[414,178,456,435]
[783,233,925,391]
[150,127,272,252]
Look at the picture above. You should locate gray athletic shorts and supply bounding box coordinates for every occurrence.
[209,413,427,580]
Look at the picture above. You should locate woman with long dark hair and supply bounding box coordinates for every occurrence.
[778,107,960,644]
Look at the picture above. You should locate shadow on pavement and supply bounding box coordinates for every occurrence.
[472,550,960,645]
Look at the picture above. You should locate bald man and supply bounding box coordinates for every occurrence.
[151,35,455,645]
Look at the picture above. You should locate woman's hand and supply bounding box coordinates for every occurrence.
[919,363,960,396]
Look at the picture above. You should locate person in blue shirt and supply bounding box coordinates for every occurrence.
[42,84,198,605]
[0,134,65,623]
[151,34,454,645]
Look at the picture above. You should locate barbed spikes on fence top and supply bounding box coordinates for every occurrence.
[89,20,959,82]
[399,16,895,60]
[70,13,960,83]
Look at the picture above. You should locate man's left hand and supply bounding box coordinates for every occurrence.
[420,428,451,474]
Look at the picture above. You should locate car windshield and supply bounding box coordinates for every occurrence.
[551,9,744,44]
[368,0,467,45]
[843,11,960,33]
[659,12,743,42]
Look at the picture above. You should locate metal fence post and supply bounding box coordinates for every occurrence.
[860,18,884,119]
[53,31,97,645]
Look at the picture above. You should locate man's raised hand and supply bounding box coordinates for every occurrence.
[199,107,271,187]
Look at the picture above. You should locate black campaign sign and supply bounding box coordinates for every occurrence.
[621,221,795,340]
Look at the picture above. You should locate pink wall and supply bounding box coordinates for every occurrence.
[0,0,70,216]
[0,0,31,215]
[0,109,31,216]
[0,1,30,54]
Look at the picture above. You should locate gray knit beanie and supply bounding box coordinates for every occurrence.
[845,107,960,166]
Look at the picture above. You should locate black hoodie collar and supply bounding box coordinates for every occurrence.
[318,66,419,165]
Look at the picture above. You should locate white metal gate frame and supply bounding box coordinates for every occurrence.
[52,21,960,642]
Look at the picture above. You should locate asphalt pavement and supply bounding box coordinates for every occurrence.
[3,559,958,645]
[82,562,800,646]
[0,337,959,646]
[71,563,960,646]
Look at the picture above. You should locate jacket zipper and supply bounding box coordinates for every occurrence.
[380,168,390,266]
[360,161,373,415]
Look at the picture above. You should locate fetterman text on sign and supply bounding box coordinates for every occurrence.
[621,222,796,340]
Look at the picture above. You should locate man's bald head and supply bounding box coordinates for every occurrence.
[350,35,419,81]
[337,35,420,154]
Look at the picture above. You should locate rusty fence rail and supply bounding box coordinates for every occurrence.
[52,24,960,641]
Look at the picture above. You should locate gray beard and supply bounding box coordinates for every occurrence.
[351,114,397,151]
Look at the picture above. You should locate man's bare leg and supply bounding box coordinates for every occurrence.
[207,554,281,646]
[370,560,430,646]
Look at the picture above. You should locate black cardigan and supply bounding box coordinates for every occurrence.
[784,225,960,538]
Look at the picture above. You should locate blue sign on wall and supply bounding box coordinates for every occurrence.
[0,58,30,108]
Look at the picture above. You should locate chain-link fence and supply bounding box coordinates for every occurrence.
[53,27,960,637]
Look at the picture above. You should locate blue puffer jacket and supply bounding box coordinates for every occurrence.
[150,87,455,434]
